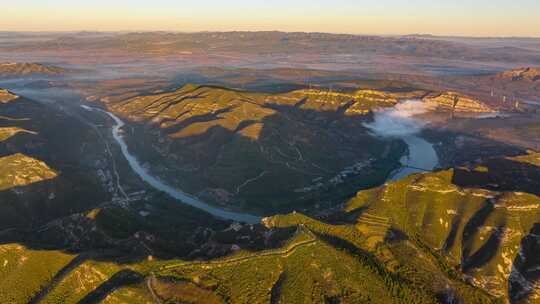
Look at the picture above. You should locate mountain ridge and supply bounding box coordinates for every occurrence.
[0,62,66,77]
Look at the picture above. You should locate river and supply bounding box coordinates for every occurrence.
[363,100,439,181]
[81,105,262,224]
[389,135,438,180]
[82,99,438,224]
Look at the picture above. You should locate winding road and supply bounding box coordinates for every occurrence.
[160,226,316,271]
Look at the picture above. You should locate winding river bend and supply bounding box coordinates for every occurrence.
[81,105,262,224]
[364,100,439,181]
[82,99,438,224]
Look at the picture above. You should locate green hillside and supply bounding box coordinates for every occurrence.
[101,84,408,214]
[1,153,539,303]
[1,86,539,303]
[0,92,110,229]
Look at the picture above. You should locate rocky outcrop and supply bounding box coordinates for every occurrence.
[422,91,494,113]
[0,89,19,103]
[498,67,540,82]
[294,88,400,115]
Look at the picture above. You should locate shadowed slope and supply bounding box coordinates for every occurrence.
[102,84,408,214]
[0,91,109,229]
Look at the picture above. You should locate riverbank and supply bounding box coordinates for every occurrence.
[364,100,440,181]
[81,105,262,224]
[389,135,438,181]
[82,99,439,224]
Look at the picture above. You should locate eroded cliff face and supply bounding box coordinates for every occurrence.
[498,67,540,82]
[422,91,494,113]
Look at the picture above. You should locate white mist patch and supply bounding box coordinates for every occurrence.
[364,99,430,137]
[364,99,439,180]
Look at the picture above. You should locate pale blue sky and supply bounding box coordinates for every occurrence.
[2,0,540,36]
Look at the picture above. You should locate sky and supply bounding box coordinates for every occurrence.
[2,0,540,37]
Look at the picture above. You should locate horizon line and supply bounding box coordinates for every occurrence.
[1,30,540,39]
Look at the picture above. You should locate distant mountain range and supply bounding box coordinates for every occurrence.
[7,32,533,58]
[2,32,540,74]
[0,62,66,77]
